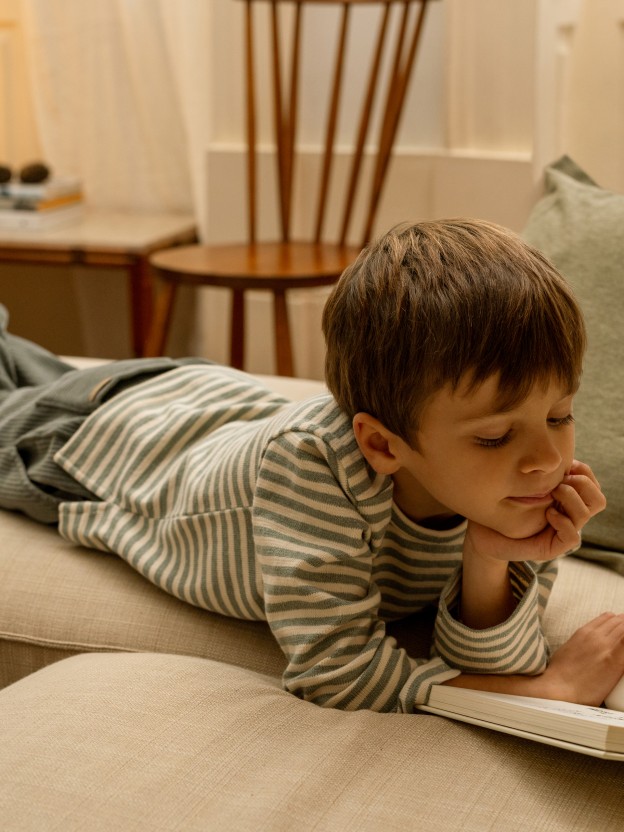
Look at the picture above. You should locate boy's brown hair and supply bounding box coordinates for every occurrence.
[322,219,586,444]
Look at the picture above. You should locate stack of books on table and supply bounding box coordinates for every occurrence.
[0,176,84,230]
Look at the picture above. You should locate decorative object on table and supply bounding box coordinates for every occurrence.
[18,161,51,184]
[0,161,84,230]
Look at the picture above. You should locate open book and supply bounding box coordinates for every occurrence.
[418,685,624,760]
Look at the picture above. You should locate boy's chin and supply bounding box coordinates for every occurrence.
[495,513,550,540]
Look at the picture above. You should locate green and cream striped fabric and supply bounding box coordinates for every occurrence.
[55,365,556,711]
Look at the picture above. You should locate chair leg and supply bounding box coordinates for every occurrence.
[273,289,294,377]
[143,280,177,357]
[230,289,245,370]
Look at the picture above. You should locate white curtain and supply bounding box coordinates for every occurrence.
[20,0,211,218]
[563,0,624,191]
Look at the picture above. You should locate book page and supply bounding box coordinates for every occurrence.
[422,684,624,759]
[429,687,624,723]
[472,692,624,725]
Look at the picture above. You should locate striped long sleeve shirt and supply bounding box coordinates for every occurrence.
[55,364,557,712]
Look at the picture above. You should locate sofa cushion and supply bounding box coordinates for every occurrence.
[2,497,622,692]
[0,509,286,688]
[0,508,438,689]
[1,651,623,832]
[523,157,624,570]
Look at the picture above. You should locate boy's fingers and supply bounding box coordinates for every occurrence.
[546,506,581,551]
[594,615,624,651]
[576,613,624,647]
[569,460,602,490]
[593,611,624,631]
[555,476,607,518]
[551,484,592,528]
[608,614,624,635]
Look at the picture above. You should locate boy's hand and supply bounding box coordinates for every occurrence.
[543,612,624,706]
[465,460,606,564]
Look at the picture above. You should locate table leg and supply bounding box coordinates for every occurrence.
[230,289,245,370]
[128,256,154,356]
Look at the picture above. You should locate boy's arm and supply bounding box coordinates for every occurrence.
[434,558,556,677]
[443,612,624,707]
[253,430,462,712]
[459,541,516,629]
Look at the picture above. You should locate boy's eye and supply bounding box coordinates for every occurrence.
[548,414,575,427]
[475,414,574,449]
[475,431,512,449]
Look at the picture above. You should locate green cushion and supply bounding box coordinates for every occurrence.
[523,156,624,571]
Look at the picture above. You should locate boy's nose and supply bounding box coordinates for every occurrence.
[518,434,563,474]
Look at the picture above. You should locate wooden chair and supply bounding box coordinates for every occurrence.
[146,0,435,375]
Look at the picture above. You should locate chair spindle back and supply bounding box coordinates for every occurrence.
[243,0,433,249]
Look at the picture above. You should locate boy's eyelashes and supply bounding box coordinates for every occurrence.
[475,432,512,449]
[474,414,575,450]
[548,414,575,427]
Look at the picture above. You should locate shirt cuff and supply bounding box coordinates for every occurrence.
[432,564,549,675]
[398,657,462,710]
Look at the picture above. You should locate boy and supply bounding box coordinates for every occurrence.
[1,219,622,712]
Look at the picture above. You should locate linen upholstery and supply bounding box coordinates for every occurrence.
[523,157,624,568]
[1,650,623,832]
[0,490,287,689]
[1,498,621,692]
[0,508,435,690]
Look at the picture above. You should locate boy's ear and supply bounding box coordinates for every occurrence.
[352,413,403,475]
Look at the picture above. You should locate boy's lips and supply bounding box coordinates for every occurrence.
[506,492,554,505]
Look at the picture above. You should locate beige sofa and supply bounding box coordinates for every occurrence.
[3,157,624,829]
[1,364,624,831]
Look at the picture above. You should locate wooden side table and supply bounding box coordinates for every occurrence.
[0,210,197,356]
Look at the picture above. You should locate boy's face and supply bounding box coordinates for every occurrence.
[393,374,575,538]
